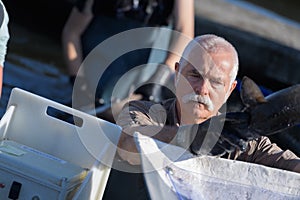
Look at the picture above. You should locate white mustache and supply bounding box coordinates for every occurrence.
[181,93,214,111]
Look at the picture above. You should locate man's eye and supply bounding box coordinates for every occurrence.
[187,74,201,81]
[187,72,201,78]
[211,80,223,87]
[212,80,221,84]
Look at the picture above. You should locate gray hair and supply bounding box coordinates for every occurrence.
[179,34,239,85]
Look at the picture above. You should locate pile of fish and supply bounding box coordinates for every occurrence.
[240,76,300,136]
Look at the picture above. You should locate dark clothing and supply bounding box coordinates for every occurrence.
[75,0,174,26]
[0,2,4,27]
[75,0,175,104]
[81,15,152,102]
[103,168,149,200]
[117,98,300,172]
[103,154,150,200]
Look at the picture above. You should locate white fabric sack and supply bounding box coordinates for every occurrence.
[134,133,300,200]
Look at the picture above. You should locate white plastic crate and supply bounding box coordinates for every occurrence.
[0,88,122,199]
[0,140,88,199]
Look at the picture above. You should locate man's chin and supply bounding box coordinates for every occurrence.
[193,102,208,112]
[192,107,211,121]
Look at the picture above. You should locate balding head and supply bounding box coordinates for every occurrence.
[179,34,239,84]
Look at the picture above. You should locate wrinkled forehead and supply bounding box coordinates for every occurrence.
[179,40,234,75]
[180,42,215,71]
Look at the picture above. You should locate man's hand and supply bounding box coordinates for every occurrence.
[178,112,259,156]
[117,132,142,165]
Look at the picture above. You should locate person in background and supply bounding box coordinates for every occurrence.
[116,34,300,174]
[0,0,9,97]
[62,0,194,106]
[62,1,194,199]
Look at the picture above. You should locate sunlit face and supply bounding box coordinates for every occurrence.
[175,50,237,125]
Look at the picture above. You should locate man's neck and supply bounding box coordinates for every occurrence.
[180,117,207,125]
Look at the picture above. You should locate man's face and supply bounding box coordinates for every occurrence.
[175,50,236,125]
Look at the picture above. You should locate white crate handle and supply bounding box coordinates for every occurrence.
[3,88,121,169]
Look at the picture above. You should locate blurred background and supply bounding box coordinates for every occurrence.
[1,0,300,155]
[1,0,73,114]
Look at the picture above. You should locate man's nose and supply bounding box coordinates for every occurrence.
[195,79,209,95]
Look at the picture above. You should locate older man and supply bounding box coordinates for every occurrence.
[116,34,300,173]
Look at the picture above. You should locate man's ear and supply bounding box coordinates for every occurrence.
[174,62,180,85]
[175,62,179,71]
[230,80,237,94]
[225,80,237,101]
